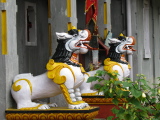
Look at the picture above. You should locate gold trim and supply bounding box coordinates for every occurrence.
[104,58,124,80]
[12,79,32,94]
[79,63,90,76]
[81,92,98,96]
[82,97,126,104]
[85,2,94,13]
[19,104,43,110]
[128,64,131,69]
[46,59,82,105]
[6,108,99,120]
[46,60,89,105]
[60,84,85,105]
[46,59,75,84]
[6,106,98,111]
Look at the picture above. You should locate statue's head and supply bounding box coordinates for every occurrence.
[65,29,92,54]
[52,28,92,64]
[115,36,136,55]
[108,35,136,55]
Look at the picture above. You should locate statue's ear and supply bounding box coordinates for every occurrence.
[56,32,73,40]
[56,32,60,38]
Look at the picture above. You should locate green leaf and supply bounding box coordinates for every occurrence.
[117,107,125,114]
[134,117,140,120]
[122,91,130,97]
[139,111,149,118]
[139,79,148,85]
[130,88,142,98]
[87,76,99,83]
[112,108,119,114]
[114,81,122,85]
[112,98,119,106]
[147,107,156,115]
[93,84,102,90]
[122,82,132,87]
[155,112,160,119]
[116,89,123,97]
[104,86,109,91]
[96,70,103,76]
[104,80,110,85]
[96,70,107,76]
[152,118,159,120]
[107,116,114,120]
[129,98,141,107]
[132,83,139,90]
[155,103,160,110]
[101,70,108,75]
[108,92,114,98]
[98,78,104,82]
[150,97,156,103]
[124,114,132,120]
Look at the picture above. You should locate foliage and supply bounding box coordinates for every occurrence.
[87,70,160,120]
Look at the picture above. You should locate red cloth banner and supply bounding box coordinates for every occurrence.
[85,0,98,25]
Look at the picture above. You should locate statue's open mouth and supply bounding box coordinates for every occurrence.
[123,45,136,51]
[74,41,94,49]
[84,43,98,50]
[75,41,98,50]
[75,41,89,47]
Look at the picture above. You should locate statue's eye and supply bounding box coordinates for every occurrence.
[73,34,77,37]
[125,46,128,49]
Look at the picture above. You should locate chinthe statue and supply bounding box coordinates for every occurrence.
[80,34,136,94]
[11,27,96,110]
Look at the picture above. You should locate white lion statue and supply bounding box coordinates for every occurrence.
[80,35,136,94]
[11,28,96,110]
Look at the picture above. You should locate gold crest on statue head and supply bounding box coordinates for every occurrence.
[71,26,77,30]
[119,33,126,38]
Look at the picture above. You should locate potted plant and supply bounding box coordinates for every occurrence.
[87,70,160,120]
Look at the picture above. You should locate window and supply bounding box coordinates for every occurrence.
[25,2,37,46]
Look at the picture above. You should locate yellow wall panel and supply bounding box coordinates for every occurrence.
[67,0,71,17]
[104,28,108,39]
[104,2,107,24]
[1,10,7,55]
[67,22,72,31]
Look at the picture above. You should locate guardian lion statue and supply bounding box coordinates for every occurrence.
[11,28,96,110]
[80,34,136,94]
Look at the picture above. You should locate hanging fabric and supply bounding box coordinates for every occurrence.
[85,0,99,70]
[85,0,98,33]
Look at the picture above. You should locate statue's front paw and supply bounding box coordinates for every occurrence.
[38,104,50,109]
[68,104,82,109]
[98,91,104,95]
[48,103,58,107]
[80,102,89,108]
[68,102,89,109]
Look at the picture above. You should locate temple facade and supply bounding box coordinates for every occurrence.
[0,0,160,119]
